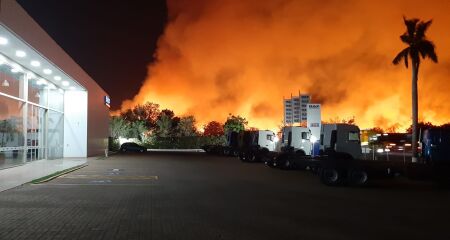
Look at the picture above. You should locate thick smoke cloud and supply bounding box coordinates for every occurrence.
[121,0,450,131]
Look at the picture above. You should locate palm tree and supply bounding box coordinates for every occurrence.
[393,17,438,163]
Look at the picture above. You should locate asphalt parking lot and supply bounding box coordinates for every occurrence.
[0,152,450,240]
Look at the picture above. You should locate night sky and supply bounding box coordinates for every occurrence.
[17,0,167,110]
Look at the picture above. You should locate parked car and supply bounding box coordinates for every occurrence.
[120,142,147,153]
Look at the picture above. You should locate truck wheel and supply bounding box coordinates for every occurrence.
[248,153,256,162]
[223,149,230,156]
[320,168,343,186]
[348,169,368,186]
[232,150,239,157]
[239,153,246,162]
[282,159,291,170]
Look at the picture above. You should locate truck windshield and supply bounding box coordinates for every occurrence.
[348,131,360,141]
[301,132,310,140]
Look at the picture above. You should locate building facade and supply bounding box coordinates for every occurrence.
[0,1,110,169]
[283,93,310,125]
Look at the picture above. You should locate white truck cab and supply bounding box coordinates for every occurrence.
[257,130,277,152]
[281,126,312,155]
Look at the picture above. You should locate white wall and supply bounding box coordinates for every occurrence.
[64,91,87,157]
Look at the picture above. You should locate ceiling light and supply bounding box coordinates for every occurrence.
[54,76,61,81]
[0,55,5,64]
[11,68,19,73]
[61,81,70,87]
[1,79,9,87]
[0,37,8,45]
[69,86,76,90]
[31,60,41,67]
[16,50,26,58]
[43,69,52,75]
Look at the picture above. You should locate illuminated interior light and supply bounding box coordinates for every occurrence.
[61,81,70,87]
[31,60,41,67]
[43,69,52,75]
[1,79,9,87]
[0,37,8,45]
[54,76,61,81]
[16,50,26,58]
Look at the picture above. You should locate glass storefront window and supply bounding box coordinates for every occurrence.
[27,104,46,162]
[48,110,63,160]
[0,95,25,168]
[28,77,48,107]
[0,63,25,99]
[0,150,25,169]
[0,95,25,147]
[0,55,67,168]
[48,88,64,112]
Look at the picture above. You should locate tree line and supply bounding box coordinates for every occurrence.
[109,102,249,150]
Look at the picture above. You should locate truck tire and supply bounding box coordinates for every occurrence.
[348,169,369,186]
[223,148,230,156]
[232,150,239,157]
[265,158,275,168]
[281,158,291,170]
[239,153,247,162]
[248,153,256,162]
[320,168,344,186]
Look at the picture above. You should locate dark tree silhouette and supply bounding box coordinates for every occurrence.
[121,102,160,129]
[393,17,438,162]
[203,121,224,136]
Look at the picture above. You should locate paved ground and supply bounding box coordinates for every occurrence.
[0,152,450,240]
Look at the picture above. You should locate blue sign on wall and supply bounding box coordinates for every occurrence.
[104,96,111,108]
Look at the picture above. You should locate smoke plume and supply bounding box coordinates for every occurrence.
[121,0,450,131]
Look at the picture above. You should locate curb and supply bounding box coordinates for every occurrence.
[30,164,88,184]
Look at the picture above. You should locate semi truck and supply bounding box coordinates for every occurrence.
[274,123,450,186]
[203,130,278,161]
[265,126,313,169]
[238,130,277,162]
[203,130,240,156]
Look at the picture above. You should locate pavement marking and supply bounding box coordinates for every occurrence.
[34,183,156,186]
[61,175,159,180]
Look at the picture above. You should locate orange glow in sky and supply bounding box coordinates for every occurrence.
[121,0,450,132]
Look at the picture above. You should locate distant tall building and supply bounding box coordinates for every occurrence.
[283,93,310,125]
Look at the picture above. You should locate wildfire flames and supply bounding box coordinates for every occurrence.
[120,0,450,132]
